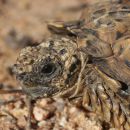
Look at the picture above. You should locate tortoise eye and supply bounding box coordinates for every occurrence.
[41,63,56,76]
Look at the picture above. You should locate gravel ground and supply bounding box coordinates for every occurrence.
[0,0,116,130]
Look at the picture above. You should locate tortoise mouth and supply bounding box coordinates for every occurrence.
[22,85,59,99]
[22,83,78,99]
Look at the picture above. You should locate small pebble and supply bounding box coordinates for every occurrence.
[33,107,50,121]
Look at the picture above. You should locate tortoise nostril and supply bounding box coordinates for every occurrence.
[17,72,26,80]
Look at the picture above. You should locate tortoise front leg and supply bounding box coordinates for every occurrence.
[93,57,130,92]
[25,96,33,130]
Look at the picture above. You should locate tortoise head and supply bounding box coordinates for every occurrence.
[13,37,84,99]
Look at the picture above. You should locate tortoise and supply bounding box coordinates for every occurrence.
[13,0,130,130]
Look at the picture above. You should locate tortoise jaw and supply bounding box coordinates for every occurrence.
[22,85,59,99]
[22,83,78,99]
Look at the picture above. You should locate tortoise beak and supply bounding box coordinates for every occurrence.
[22,85,59,99]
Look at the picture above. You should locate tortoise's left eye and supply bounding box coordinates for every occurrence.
[41,63,56,76]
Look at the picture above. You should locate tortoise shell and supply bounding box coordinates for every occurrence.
[48,0,130,93]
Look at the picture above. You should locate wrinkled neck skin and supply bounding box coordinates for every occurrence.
[53,49,88,99]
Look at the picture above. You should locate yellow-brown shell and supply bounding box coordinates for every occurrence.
[77,1,130,89]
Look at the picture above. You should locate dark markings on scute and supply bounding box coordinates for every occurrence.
[83,29,98,37]
[116,31,123,40]
[119,81,128,92]
[118,46,124,55]
[125,60,130,68]
[87,40,93,46]
[86,40,104,56]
